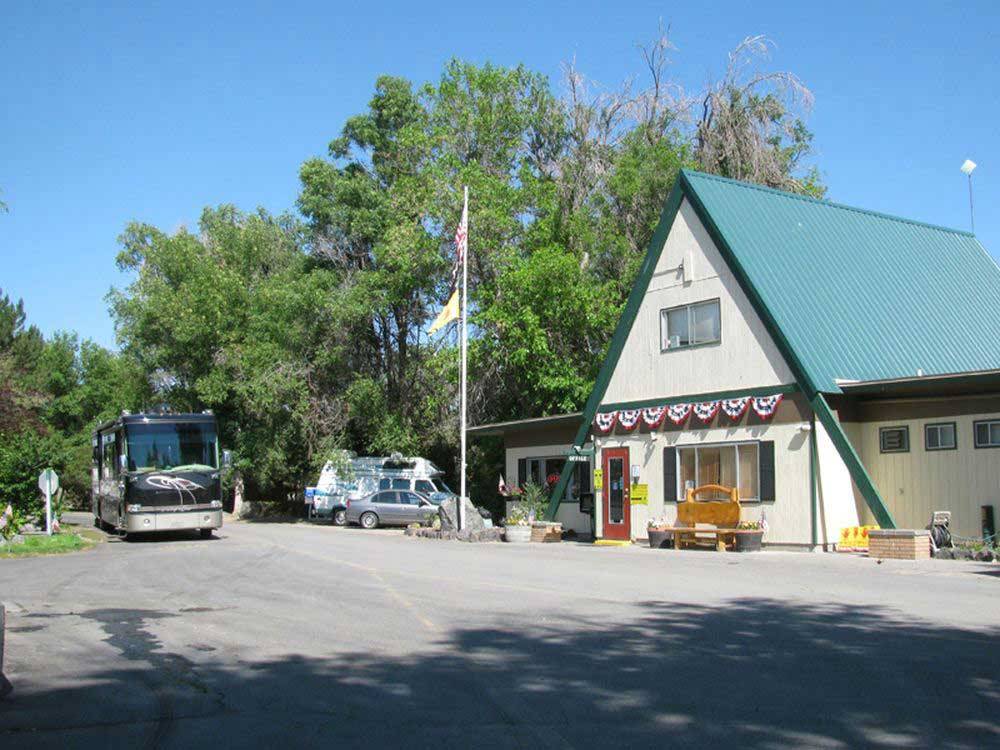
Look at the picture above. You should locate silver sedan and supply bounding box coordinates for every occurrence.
[344,489,439,529]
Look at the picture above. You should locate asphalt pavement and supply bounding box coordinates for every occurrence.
[1,514,998,749]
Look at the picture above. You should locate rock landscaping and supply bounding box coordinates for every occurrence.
[404,526,503,543]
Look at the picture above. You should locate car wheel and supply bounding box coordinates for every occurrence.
[360,512,379,530]
[332,509,347,526]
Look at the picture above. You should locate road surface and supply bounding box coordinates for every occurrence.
[1,516,998,748]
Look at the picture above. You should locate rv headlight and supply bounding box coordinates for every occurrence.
[210,500,222,509]
[127,504,142,513]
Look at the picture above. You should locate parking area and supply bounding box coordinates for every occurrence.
[1,516,999,748]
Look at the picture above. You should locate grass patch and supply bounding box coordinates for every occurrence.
[0,531,95,558]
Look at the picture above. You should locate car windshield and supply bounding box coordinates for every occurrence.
[433,478,453,494]
[126,422,218,473]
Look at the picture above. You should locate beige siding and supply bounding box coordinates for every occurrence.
[594,420,816,545]
[856,409,1000,538]
[602,199,795,405]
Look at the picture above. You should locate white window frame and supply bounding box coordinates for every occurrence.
[974,419,1000,449]
[924,422,957,452]
[675,440,760,502]
[660,298,721,352]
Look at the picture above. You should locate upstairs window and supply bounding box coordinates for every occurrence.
[879,426,909,454]
[974,419,1000,449]
[661,299,721,351]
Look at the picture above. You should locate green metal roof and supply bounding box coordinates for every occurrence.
[681,170,1000,393]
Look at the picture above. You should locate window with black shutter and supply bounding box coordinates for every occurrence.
[759,441,776,502]
[663,446,677,502]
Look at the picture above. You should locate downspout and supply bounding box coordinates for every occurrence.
[809,413,819,548]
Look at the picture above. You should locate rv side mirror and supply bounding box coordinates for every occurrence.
[222,450,233,469]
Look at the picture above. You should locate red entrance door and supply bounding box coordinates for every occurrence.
[602,447,630,540]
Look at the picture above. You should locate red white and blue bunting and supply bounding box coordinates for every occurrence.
[617,409,641,431]
[751,393,784,419]
[594,411,617,434]
[666,403,692,425]
[595,392,784,433]
[692,401,721,423]
[641,406,667,429]
[720,397,751,420]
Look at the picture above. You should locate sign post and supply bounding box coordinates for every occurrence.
[38,468,59,536]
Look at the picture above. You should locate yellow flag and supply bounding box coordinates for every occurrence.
[428,289,459,334]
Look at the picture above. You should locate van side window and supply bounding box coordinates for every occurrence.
[415,480,435,494]
[391,478,410,490]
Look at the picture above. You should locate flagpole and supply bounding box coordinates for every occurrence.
[458,186,469,531]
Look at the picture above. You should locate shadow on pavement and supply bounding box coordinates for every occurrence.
[2,599,998,747]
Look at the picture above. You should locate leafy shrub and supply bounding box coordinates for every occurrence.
[0,430,69,517]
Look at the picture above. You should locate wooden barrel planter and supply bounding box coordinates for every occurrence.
[648,529,673,549]
[735,531,764,552]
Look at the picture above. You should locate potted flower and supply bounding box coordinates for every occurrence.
[647,517,672,549]
[503,503,532,543]
[735,517,767,552]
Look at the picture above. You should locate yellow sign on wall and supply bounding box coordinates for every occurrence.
[593,469,603,489]
[631,483,649,505]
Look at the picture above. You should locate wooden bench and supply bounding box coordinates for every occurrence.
[655,484,741,550]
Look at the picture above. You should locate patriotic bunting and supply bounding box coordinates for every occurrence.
[720,397,751,420]
[666,403,692,425]
[617,409,641,431]
[751,394,784,419]
[641,406,667,429]
[594,411,617,434]
[594,392,784,435]
[693,401,721,422]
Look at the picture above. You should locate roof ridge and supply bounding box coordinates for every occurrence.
[680,169,976,239]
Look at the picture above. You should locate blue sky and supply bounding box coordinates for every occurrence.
[3,0,997,349]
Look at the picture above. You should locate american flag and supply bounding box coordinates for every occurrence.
[449,199,468,291]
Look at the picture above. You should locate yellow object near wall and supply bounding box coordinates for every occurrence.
[593,469,603,488]
[838,525,880,551]
[631,484,649,504]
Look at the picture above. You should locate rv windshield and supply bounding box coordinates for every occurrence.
[126,423,219,473]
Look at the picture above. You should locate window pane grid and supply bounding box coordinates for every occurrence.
[675,442,758,501]
[925,423,956,451]
[661,299,720,351]
[974,420,1000,448]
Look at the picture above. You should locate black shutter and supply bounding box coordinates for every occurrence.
[663,446,677,502]
[517,458,526,489]
[759,441,776,502]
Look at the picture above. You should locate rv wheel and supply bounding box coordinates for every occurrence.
[332,509,347,526]
[200,529,214,539]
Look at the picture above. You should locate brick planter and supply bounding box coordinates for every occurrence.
[868,529,931,560]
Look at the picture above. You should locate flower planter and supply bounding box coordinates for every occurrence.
[735,531,764,552]
[647,529,673,549]
[504,525,531,544]
[530,522,562,543]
